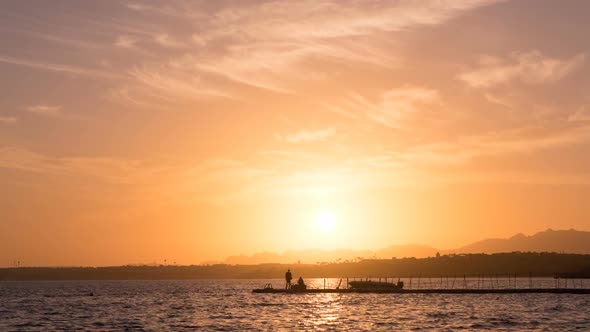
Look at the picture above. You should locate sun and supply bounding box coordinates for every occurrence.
[314,210,336,232]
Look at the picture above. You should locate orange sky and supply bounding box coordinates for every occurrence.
[1,0,590,266]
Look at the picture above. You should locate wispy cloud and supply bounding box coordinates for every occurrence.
[0,147,171,184]
[484,92,514,108]
[458,51,585,88]
[121,65,233,103]
[112,0,498,103]
[126,3,149,11]
[3,1,586,193]
[210,0,500,40]
[330,87,440,128]
[114,35,137,48]
[568,106,590,122]
[154,33,185,48]
[191,0,497,91]
[125,1,206,19]
[278,128,336,144]
[0,55,122,79]
[401,124,590,167]
[368,87,440,128]
[0,116,17,124]
[25,104,62,116]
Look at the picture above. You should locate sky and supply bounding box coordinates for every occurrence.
[1,0,590,267]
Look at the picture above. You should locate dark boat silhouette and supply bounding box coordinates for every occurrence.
[349,279,404,290]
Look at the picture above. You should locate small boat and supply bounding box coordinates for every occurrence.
[348,279,404,290]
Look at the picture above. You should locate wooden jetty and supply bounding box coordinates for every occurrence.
[253,276,590,294]
[253,288,590,294]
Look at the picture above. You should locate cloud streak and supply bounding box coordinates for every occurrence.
[458,51,586,88]
[154,33,186,48]
[278,128,336,144]
[26,104,62,116]
[0,116,17,124]
[328,87,441,128]
[111,0,499,103]
[0,55,123,79]
[114,35,137,48]
[0,147,169,184]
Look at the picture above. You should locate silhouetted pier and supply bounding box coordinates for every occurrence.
[252,275,590,294]
[253,288,590,294]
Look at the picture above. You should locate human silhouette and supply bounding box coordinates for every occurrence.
[297,276,305,286]
[397,278,404,289]
[295,276,307,291]
[285,269,292,289]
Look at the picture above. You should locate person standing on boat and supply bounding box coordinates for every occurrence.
[285,269,293,289]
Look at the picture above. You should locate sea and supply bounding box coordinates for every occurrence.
[1,278,589,331]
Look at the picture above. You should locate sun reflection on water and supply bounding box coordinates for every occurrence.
[303,293,343,330]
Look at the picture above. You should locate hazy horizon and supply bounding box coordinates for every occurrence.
[2,228,590,268]
[2,0,590,267]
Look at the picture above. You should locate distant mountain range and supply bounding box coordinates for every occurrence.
[224,229,590,264]
[448,229,590,255]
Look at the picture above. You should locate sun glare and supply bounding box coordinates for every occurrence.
[314,210,336,232]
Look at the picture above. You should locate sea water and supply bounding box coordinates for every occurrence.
[1,279,589,330]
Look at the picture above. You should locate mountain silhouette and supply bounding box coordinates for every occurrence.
[447,229,590,254]
[223,229,590,264]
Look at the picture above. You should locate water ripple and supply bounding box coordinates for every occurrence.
[0,279,589,330]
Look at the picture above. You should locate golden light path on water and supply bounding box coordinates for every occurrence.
[309,294,342,329]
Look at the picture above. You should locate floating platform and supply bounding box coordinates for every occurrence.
[253,288,590,294]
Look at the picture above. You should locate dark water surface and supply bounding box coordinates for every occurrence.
[1,279,589,330]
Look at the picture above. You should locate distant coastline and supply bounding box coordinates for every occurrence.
[2,252,589,281]
[223,229,590,265]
